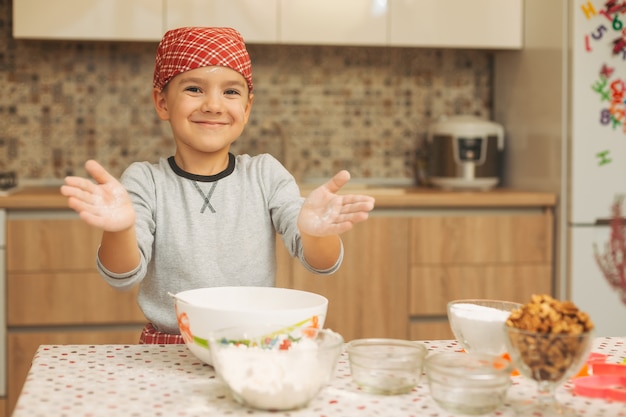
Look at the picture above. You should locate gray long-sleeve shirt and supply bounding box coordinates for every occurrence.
[96,153,342,334]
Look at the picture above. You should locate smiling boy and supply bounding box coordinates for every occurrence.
[61,27,375,343]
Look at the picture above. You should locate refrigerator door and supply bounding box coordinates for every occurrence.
[570,226,626,336]
[571,1,626,224]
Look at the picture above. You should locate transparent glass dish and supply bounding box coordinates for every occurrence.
[346,338,428,395]
[425,351,513,415]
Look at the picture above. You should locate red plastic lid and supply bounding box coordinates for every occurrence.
[573,375,626,402]
[592,362,626,377]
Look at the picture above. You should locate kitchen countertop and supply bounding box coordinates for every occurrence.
[12,338,625,417]
[0,186,69,209]
[0,185,557,210]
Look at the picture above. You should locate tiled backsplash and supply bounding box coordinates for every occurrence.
[0,3,493,183]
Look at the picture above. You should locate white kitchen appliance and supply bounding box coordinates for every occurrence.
[426,115,504,190]
[493,0,626,336]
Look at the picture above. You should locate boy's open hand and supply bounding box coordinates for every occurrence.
[297,170,375,236]
[60,160,136,232]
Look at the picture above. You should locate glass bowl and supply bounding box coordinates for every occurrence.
[345,338,428,395]
[504,325,594,416]
[447,299,522,355]
[208,324,343,411]
[425,351,513,415]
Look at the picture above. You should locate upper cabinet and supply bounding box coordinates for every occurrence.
[390,0,523,49]
[12,0,163,41]
[12,0,523,49]
[280,0,387,46]
[165,0,279,44]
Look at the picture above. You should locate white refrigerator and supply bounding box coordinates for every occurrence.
[494,0,626,336]
[570,0,626,336]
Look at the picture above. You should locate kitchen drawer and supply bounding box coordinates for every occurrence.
[7,272,145,326]
[409,321,453,341]
[409,265,553,316]
[410,213,553,265]
[7,218,101,272]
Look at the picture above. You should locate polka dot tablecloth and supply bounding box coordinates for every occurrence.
[12,338,626,417]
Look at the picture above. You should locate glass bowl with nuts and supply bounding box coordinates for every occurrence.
[504,294,594,417]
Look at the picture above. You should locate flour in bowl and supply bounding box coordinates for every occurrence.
[450,303,512,321]
[449,303,513,355]
[213,338,330,410]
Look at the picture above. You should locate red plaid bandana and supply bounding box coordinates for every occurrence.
[153,27,253,92]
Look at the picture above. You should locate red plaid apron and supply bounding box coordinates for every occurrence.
[139,323,185,344]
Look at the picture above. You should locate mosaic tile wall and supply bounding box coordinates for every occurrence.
[0,1,493,183]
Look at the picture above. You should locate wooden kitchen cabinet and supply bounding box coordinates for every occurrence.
[276,215,410,342]
[12,0,163,41]
[278,206,554,342]
[7,271,144,326]
[408,210,554,339]
[5,213,146,415]
[165,0,279,43]
[389,0,523,49]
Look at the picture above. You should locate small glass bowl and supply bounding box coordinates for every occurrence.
[346,338,428,395]
[425,351,513,415]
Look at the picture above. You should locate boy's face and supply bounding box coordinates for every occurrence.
[152,66,253,159]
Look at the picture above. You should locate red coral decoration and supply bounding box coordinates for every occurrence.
[594,196,626,305]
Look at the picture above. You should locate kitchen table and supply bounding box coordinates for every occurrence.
[12,338,625,417]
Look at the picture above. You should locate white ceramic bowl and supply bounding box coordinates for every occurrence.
[173,286,328,365]
[447,299,522,355]
[209,324,343,411]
